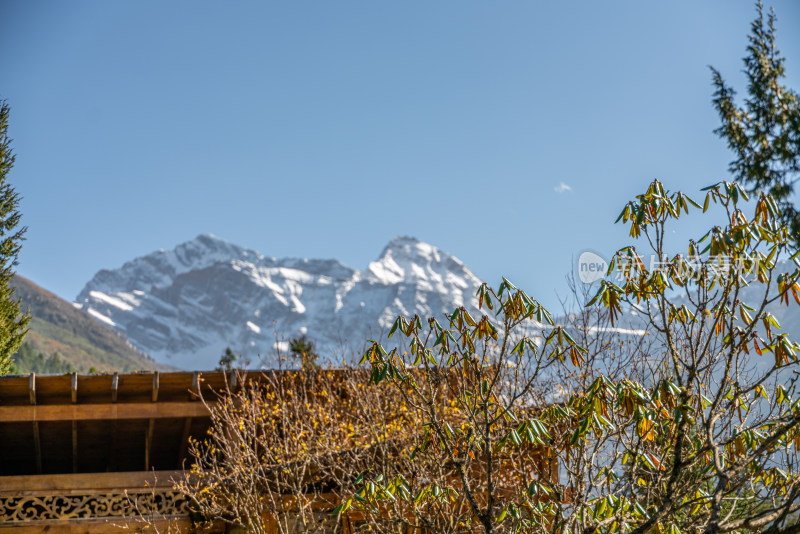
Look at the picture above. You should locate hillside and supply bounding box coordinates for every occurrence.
[11,275,169,372]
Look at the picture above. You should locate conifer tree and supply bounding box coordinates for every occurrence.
[711,1,800,242]
[289,335,319,369]
[217,346,237,372]
[0,100,30,375]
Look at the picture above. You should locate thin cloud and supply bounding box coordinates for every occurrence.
[554,182,572,193]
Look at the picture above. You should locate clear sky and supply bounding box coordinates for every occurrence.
[2,1,799,311]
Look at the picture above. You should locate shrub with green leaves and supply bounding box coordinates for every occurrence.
[344,178,800,534]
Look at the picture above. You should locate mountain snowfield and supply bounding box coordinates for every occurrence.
[75,235,487,369]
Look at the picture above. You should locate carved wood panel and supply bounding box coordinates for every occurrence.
[0,491,189,522]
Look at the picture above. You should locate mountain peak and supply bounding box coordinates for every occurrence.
[386,235,421,246]
[172,233,256,267]
[194,233,227,247]
[379,236,439,261]
[369,237,470,285]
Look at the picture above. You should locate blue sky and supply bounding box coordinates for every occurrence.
[2,1,799,311]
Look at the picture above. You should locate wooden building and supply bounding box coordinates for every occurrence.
[0,371,415,533]
[0,371,229,533]
[0,371,557,533]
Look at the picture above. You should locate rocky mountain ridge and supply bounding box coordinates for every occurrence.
[76,235,485,369]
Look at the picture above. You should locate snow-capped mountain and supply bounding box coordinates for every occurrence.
[75,235,485,369]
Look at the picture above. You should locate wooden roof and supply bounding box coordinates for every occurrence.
[0,371,243,476]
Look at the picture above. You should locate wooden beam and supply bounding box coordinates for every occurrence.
[144,371,160,470]
[0,517,197,534]
[109,373,119,471]
[177,417,192,467]
[145,419,154,470]
[72,372,78,473]
[0,470,185,495]
[191,371,200,400]
[28,372,35,405]
[29,373,41,474]
[111,372,119,403]
[71,372,78,403]
[0,402,211,422]
[144,419,156,471]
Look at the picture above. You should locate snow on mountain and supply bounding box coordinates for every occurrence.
[75,235,485,369]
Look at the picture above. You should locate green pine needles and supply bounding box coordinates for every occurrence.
[0,100,30,375]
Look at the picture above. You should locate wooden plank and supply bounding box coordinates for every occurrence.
[177,417,192,467]
[34,375,73,405]
[0,516,197,533]
[0,371,269,406]
[72,373,78,473]
[145,420,154,470]
[0,402,211,422]
[191,371,200,400]
[111,372,119,403]
[0,470,185,495]
[146,372,158,469]
[0,375,32,406]
[28,373,35,405]
[29,374,41,474]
